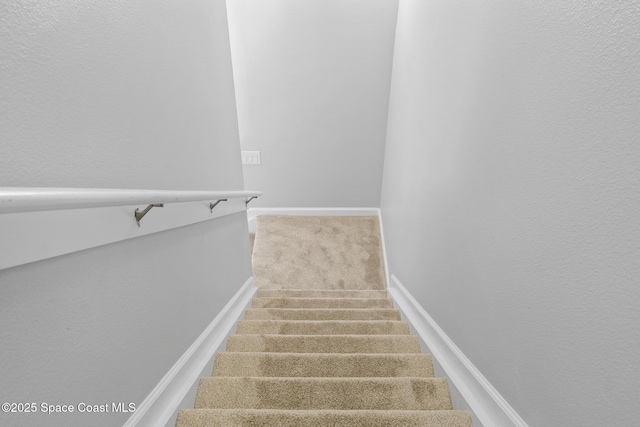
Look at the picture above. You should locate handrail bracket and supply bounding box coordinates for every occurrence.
[209,199,227,212]
[134,204,164,226]
[246,196,258,206]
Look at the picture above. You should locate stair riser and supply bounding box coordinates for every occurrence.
[226,335,421,354]
[251,298,394,309]
[235,320,410,335]
[244,308,401,321]
[213,353,435,377]
[194,377,453,411]
[177,409,473,427]
[257,289,389,299]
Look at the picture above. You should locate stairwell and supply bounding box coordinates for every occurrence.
[176,216,472,426]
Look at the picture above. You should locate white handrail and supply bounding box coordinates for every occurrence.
[0,187,261,214]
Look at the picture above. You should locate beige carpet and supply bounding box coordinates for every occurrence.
[251,216,386,290]
[177,216,471,426]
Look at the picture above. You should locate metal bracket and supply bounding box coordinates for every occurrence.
[209,199,227,212]
[245,196,258,206]
[134,204,163,226]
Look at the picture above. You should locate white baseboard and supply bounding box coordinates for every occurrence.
[247,207,381,236]
[376,210,391,291]
[123,277,257,427]
[388,275,529,427]
[247,206,379,221]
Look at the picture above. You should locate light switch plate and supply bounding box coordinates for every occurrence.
[241,151,261,165]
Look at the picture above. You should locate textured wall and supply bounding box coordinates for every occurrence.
[0,0,242,189]
[0,1,250,426]
[380,1,640,426]
[227,0,398,207]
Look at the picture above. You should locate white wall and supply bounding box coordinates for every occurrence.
[0,1,250,426]
[227,0,398,207]
[380,1,640,426]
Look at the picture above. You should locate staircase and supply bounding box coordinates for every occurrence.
[176,288,472,426]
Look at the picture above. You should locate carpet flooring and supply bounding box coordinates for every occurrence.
[251,216,386,290]
[177,216,471,426]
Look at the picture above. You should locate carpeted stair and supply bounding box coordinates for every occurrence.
[177,289,472,426]
[177,216,471,426]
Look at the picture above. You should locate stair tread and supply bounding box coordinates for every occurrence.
[226,334,421,353]
[251,297,394,309]
[177,408,473,427]
[213,352,434,377]
[257,289,389,298]
[194,377,453,410]
[244,308,401,321]
[236,320,410,335]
